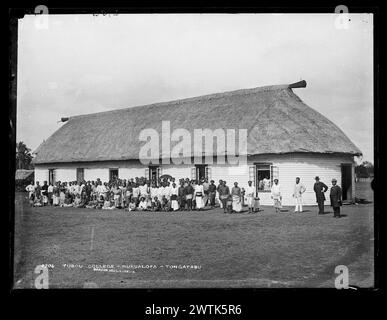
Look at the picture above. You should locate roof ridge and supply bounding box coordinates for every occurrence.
[67,83,291,120]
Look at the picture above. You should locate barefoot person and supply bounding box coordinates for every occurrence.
[271,179,282,213]
[231,182,242,213]
[245,181,256,214]
[293,177,306,213]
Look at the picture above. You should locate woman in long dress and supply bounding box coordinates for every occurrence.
[231,182,242,213]
[194,181,204,210]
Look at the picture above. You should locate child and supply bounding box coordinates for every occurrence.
[85,196,97,209]
[96,195,104,209]
[33,195,42,207]
[127,199,137,212]
[161,195,170,212]
[102,195,114,210]
[73,194,82,207]
[63,191,73,207]
[254,195,260,213]
[47,183,54,206]
[152,197,161,212]
[138,197,148,211]
[226,194,233,214]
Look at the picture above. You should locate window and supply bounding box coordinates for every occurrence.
[109,169,118,181]
[194,164,208,182]
[76,168,84,183]
[148,166,160,185]
[255,163,279,191]
[49,169,56,185]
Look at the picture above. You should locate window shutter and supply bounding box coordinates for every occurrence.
[191,167,196,180]
[249,166,255,186]
[145,167,150,180]
[206,166,212,181]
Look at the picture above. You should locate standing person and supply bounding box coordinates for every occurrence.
[53,182,60,206]
[59,183,66,206]
[184,181,194,211]
[178,181,186,211]
[208,180,217,208]
[313,176,328,215]
[35,181,41,202]
[217,180,223,208]
[132,183,140,206]
[26,181,35,202]
[218,181,230,214]
[202,178,209,207]
[330,178,342,218]
[41,181,49,206]
[245,181,256,214]
[170,182,179,211]
[271,179,282,213]
[293,177,306,213]
[47,182,54,206]
[194,180,204,211]
[241,188,245,207]
[231,182,242,213]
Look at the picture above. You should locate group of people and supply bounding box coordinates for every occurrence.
[25,177,260,214]
[267,176,343,217]
[25,175,343,216]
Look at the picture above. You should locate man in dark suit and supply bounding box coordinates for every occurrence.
[330,178,342,218]
[313,176,328,214]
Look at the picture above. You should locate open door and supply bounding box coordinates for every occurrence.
[341,164,352,201]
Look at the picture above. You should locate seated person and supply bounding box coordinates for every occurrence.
[73,194,82,207]
[161,195,170,212]
[127,199,137,212]
[85,197,97,209]
[152,197,161,211]
[102,195,114,210]
[138,197,148,211]
[96,195,104,209]
[33,195,43,207]
[63,192,73,207]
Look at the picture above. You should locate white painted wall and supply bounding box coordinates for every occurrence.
[34,168,48,184]
[247,154,355,206]
[55,168,76,182]
[84,168,109,183]
[161,163,191,180]
[34,153,355,206]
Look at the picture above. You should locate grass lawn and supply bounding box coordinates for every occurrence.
[13,181,374,288]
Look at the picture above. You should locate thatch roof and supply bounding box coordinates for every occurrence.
[15,169,34,181]
[33,81,361,164]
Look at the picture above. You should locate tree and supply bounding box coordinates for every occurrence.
[16,141,33,170]
[355,161,374,179]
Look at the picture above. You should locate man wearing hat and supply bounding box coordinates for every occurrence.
[330,178,343,218]
[313,176,328,215]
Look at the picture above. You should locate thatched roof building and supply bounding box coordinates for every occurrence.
[33,81,361,164]
[33,80,361,205]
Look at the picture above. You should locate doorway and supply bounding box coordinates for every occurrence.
[109,168,119,181]
[341,164,352,201]
[195,164,207,182]
[149,166,160,185]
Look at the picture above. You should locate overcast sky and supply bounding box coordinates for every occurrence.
[17,13,373,162]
